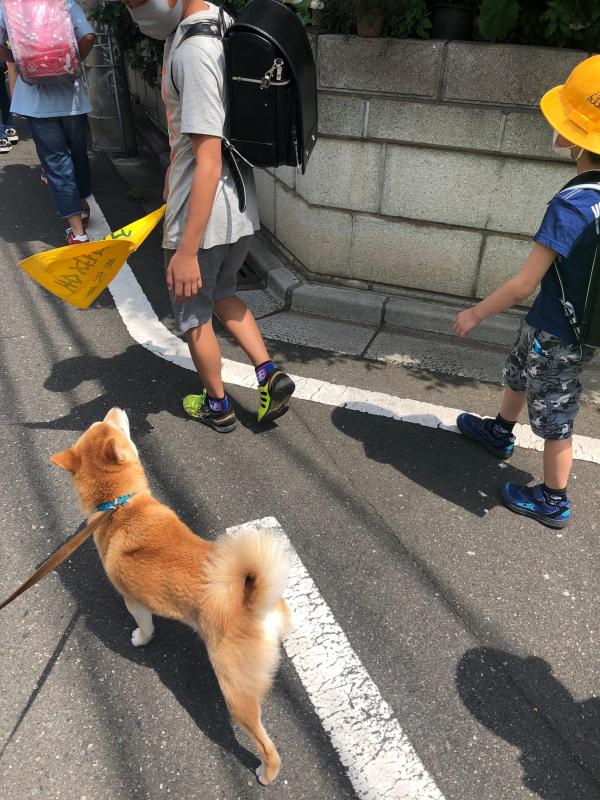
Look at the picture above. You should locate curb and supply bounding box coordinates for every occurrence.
[247,233,523,350]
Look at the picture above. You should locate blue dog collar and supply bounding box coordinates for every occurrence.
[96,493,135,512]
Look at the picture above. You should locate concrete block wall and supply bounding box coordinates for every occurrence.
[255,36,590,302]
[125,62,168,137]
[126,35,590,303]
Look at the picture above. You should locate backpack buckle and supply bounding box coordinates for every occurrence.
[261,58,284,90]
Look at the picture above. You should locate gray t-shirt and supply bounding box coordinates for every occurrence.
[162,4,259,250]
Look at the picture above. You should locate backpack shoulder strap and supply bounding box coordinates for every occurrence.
[170,8,227,95]
[553,171,600,345]
[168,9,247,214]
[557,170,600,195]
[177,19,223,48]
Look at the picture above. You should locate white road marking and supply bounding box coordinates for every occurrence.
[86,195,600,466]
[87,199,445,797]
[228,517,444,800]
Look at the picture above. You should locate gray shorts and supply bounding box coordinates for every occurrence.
[164,235,253,337]
[503,322,594,440]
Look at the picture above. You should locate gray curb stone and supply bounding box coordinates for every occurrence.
[266,267,302,304]
[384,296,521,349]
[249,233,524,349]
[246,237,282,274]
[292,283,385,326]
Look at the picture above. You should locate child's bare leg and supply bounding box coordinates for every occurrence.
[499,387,527,422]
[67,212,86,237]
[214,296,269,367]
[543,437,573,490]
[186,320,224,398]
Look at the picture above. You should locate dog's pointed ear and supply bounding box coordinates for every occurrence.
[104,437,127,464]
[50,448,79,473]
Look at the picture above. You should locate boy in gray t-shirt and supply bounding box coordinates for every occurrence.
[126,0,295,432]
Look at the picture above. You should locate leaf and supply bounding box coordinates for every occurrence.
[479,0,521,42]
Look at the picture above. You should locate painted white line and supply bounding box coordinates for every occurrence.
[86,196,600,466]
[88,200,444,797]
[228,517,444,800]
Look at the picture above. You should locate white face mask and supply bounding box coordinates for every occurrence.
[127,0,183,41]
[552,130,584,160]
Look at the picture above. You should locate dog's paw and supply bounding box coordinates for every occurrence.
[131,627,153,647]
[255,764,271,786]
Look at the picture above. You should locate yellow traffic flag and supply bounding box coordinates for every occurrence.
[18,205,166,309]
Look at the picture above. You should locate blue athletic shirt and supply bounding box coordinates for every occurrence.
[0,1,93,118]
[526,172,600,343]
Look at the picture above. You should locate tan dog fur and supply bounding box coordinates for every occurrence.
[50,408,291,785]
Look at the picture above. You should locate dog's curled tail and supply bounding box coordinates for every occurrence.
[203,526,290,626]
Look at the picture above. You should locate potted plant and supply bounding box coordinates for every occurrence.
[353,0,387,37]
[431,0,476,40]
[279,0,325,27]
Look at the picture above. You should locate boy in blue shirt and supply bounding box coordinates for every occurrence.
[453,55,600,529]
[0,1,95,245]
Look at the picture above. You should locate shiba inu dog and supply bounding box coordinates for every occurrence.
[50,408,291,785]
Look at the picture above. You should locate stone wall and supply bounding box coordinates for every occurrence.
[125,62,168,134]
[255,36,590,302]
[127,35,591,302]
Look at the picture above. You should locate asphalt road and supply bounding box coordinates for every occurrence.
[1,128,600,800]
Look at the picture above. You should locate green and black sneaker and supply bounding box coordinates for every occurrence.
[258,370,296,424]
[183,391,237,433]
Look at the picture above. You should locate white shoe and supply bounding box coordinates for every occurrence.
[0,137,12,153]
[65,228,90,246]
[4,127,18,143]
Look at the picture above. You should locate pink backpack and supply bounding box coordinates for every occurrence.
[3,0,81,85]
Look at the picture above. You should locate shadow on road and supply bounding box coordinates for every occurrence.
[457,647,600,799]
[331,405,533,517]
[22,344,197,437]
[23,342,294,438]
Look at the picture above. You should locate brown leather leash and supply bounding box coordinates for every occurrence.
[0,506,119,612]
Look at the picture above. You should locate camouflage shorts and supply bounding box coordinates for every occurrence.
[503,323,594,440]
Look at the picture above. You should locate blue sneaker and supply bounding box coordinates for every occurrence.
[501,482,572,529]
[456,413,515,459]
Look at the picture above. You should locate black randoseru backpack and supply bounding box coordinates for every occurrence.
[223,0,318,174]
[176,0,318,176]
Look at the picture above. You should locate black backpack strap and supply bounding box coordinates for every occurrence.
[553,257,583,342]
[557,169,600,193]
[169,8,246,213]
[552,172,600,345]
[171,14,224,96]
[178,19,223,46]
[222,140,246,213]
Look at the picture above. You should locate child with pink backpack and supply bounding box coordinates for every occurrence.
[0,0,96,244]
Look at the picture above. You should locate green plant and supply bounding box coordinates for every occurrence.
[540,0,600,48]
[478,0,522,41]
[352,0,387,14]
[285,0,314,26]
[324,0,353,33]
[387,0,431,38]
[479,0,600,49]
[224,0,317,26]
[326,0,430,37]
[89,1,163,86]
